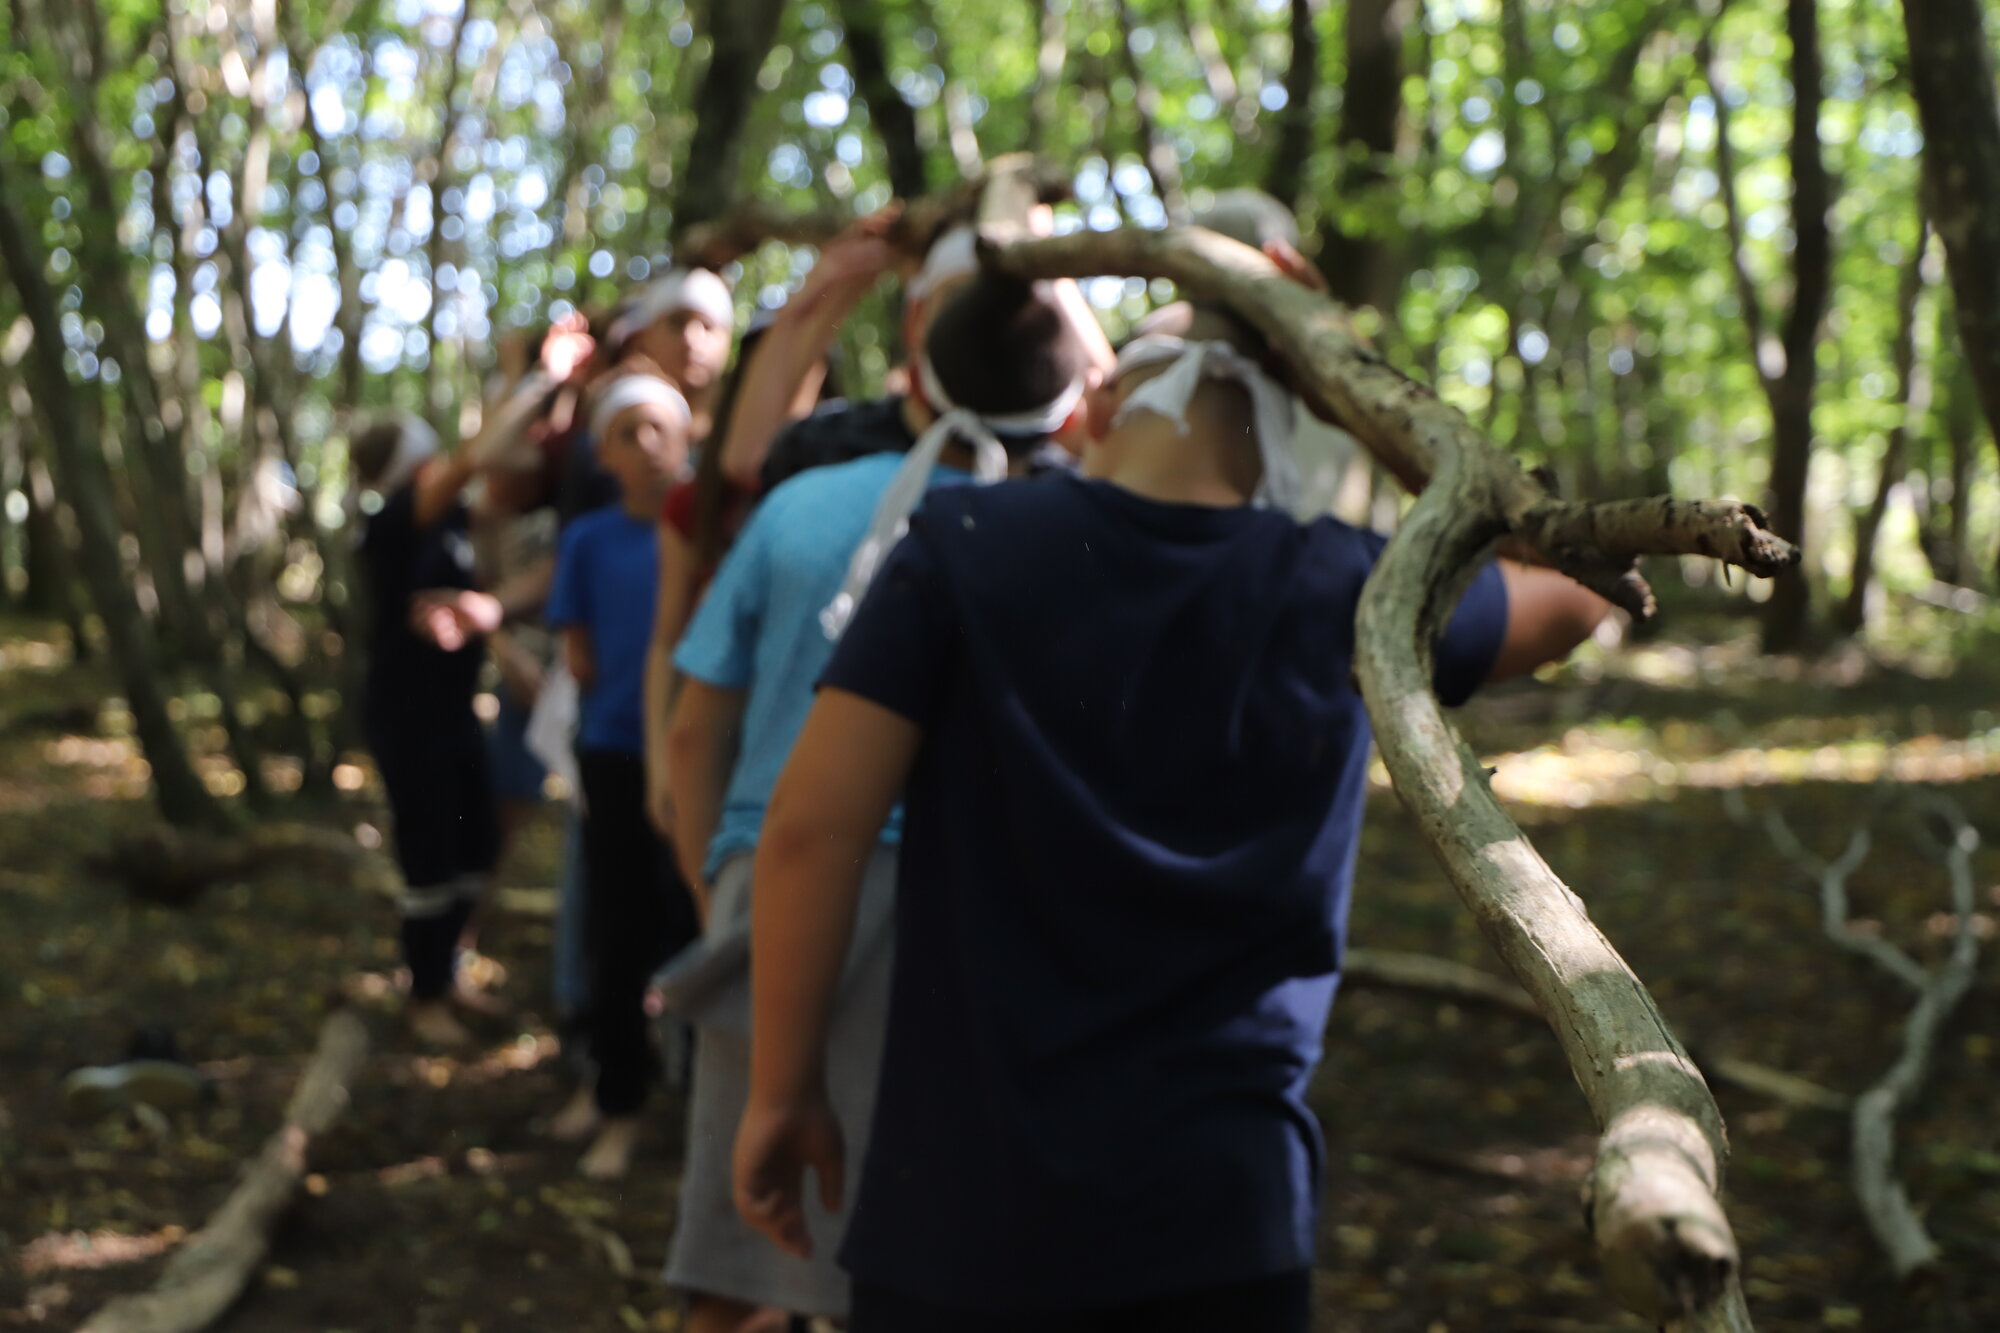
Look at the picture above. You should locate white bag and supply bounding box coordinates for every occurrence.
[524,663,582,809]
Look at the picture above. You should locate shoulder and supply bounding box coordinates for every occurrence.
[765,451,901,513]
[763,396,909,485]
[559,505,618,553]
[661,480,697,534]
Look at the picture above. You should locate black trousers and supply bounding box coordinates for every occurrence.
[367,705,500,1000]
[577,749,700,1115]
[851,1268,1312,1333]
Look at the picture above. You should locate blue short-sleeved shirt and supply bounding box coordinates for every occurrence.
[674,453,968,878]
[818,474,1509,1308]
[545,505,659,755]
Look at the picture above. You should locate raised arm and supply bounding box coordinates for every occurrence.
[718,212,902,490]
[734,688,922,1258]
[1487,560,1613,682]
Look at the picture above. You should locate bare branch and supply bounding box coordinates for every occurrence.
[77,1012,369,1333]
[1725,789,1983,1281]
[1705,36,1778,384]
[674,157,1074,268]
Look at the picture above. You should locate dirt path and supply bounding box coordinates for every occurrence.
[2,618,1996,1331]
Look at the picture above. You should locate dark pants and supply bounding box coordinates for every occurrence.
[577,749,700,1115]
[851,1269,1312,1333]
[368,707,500,1001]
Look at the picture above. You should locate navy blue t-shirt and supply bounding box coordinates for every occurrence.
[357,486,484,723]
[818,473,1508,1307]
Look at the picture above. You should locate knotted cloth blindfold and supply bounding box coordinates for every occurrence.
[589,374,692,442]
[1109,335,1304,517]
[820,355,1085,640]
[609,268,735,346]
[371,413,440,498]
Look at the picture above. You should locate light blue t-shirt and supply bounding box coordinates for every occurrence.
[674,453,968,878]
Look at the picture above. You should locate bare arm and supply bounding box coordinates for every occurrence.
[1487,560,1613,681]
[666,677,748,914]
[410,449,480,531]
[735,688,921,1256]
[645,524,697,837]
[1051,275,1117,379]
[718,216,900,490]
[487,627,545,706]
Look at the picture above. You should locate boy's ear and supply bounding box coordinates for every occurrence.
[1083,374,1124,442]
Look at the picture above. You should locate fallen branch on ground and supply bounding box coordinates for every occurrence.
[1725,787,1982,1282]
[1345,947,1847,1113]
[77,1011,369,1333]
[90,823,400,907]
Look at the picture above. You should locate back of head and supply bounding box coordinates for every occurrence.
[922,268,1087,444]
[350,418,411,490]
[1191,188,1301,251]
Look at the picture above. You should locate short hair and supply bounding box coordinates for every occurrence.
[1127,303,1292,389]
[1191,188,1302,250]
[923,269,1087,440]
[350,418,409,489]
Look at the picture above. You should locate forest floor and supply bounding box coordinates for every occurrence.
[2,608,1998,1332]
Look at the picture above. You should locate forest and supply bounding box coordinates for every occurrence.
[2,0,1999,1329]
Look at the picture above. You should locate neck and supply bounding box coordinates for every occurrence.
[901,391,936,436]
[1095,418,1252,508]
[621,489,661,520]
[938,437,1033,478]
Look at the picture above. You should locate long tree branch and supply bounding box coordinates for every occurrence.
[985,223,1773,1329]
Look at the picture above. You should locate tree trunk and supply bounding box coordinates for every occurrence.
[16,425,93,657]
[0,168,226,829]
[1841,228,1929,631]
[1263,0,1321,210]
[831,0,927,203]
[1710,10,1830,653]
[419,1,477,427]
[1109,0,1186,218]
[1760,0,1831,653]
[987,224,1780,1330]
[1901,0,2000,458]
[1024,0,1067,154]
[1319,0,1412,312]
[675,0,795,231]
[52,15,207,660]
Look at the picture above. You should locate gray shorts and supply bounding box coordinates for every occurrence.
[661,844,897,1317]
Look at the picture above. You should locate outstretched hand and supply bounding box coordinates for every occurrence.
[1263,238,1329,294]
[813,204,903,290]
[409,590,504,651]
[733,1095,845,1259]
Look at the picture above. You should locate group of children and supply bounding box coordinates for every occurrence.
[349,190,1609,1332]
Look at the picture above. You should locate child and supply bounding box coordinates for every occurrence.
[350,414,503,1049]
[544,373,704,1178]
[644,312,838,840]
[731,310,1612,1330]
[659,272,1091,1332]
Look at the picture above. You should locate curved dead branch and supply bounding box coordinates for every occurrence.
[983,225,1796,620]
[985,224,1776,1331]
[674,155,1074,268]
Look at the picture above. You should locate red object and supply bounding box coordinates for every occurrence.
[661,477,755,601]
